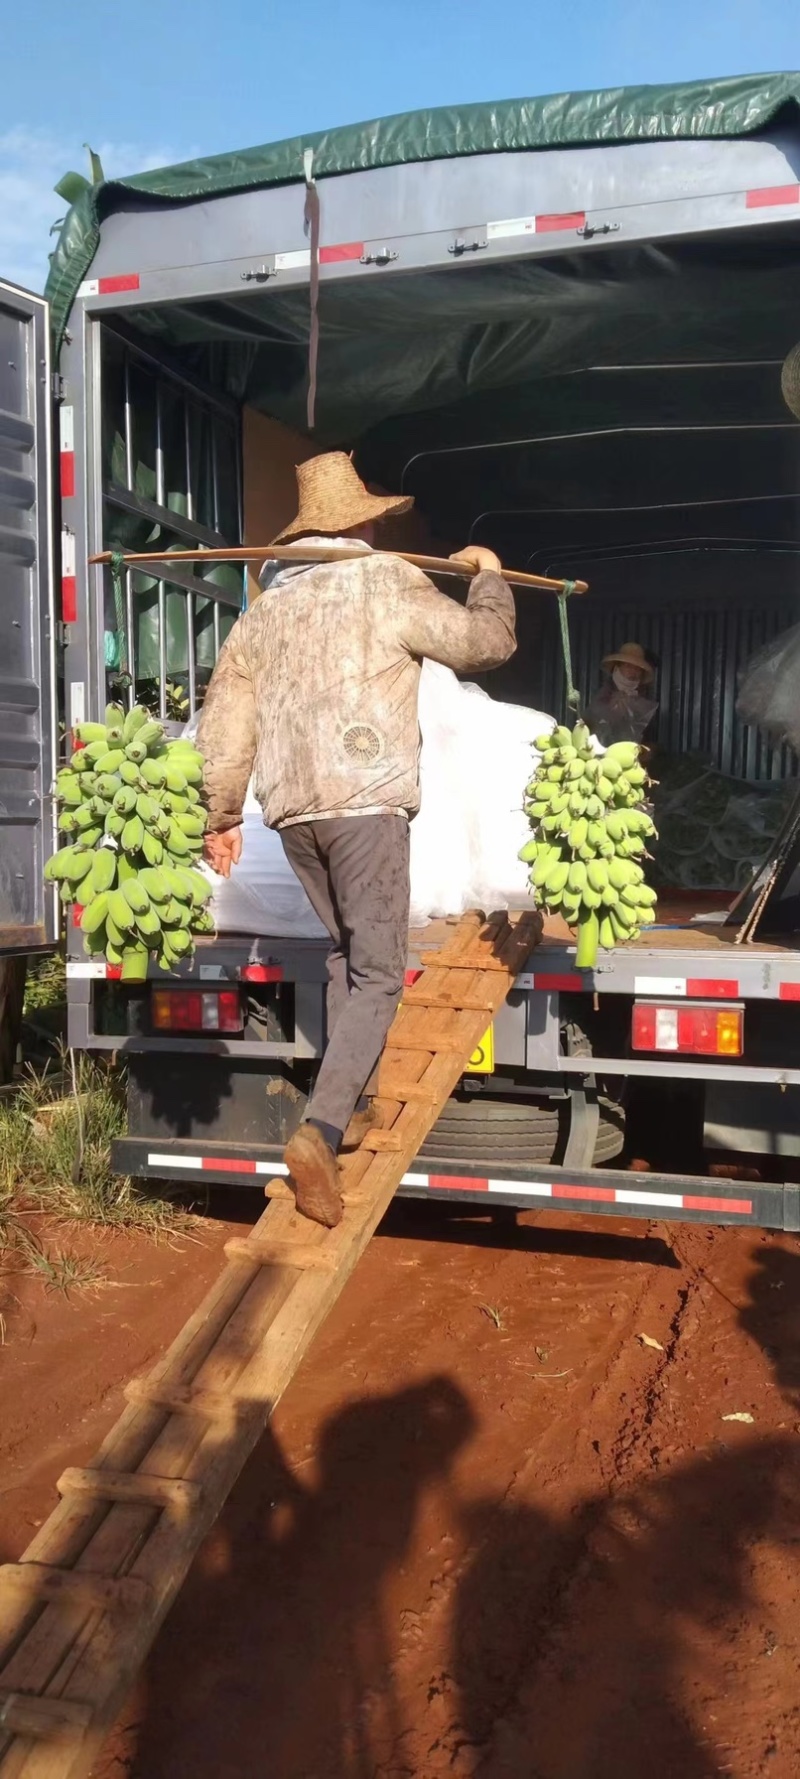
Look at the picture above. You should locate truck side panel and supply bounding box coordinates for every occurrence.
[0,281,57,953]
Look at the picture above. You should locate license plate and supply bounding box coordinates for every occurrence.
[465,1025,494,1074]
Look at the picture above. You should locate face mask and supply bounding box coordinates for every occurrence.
[612,666,641,694]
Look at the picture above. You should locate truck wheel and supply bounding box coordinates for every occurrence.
[420,1093,624,1167]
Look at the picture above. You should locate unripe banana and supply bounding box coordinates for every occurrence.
[122,704,149,743]
[518,839,541,864]
[597,776,614,802]
[136,793,160,825]
[605,813,628,844]
[105,810,126,837]
[70,751,92,774]
[106,914,127,948]
[140,868,170,903]
[121,879,150,915]
[545,860,570,895]
[613,901,637,929]
[91,849,117,895]
[534,731,554,751]
[585,796,605,821]
[552,726,573,748]
[569,819,588,852]
[565,758,585,782]
[599,753,621,781]
[119,760,141,786]
[114,786,137,814]
[135,907,163,941]
[108,891,136,933]
[604,742,639,770]
[608,858,636,890]
[587,821,607,852]
[599,915,616,949]
[75,722,108,744]
[142,831,165,867]
[568,861,587,894]
[575,909,600,970]
[582,886,602,911]
[139,757,167,786]
[80,891,110,934]
[135,720,165,751]
[568,791,587,817]
[94,749,126,773]
[601,885,619,907]
[533,847,560,887]
[587,860,608,892]
[165,766,188,795]
[122,815,145,854]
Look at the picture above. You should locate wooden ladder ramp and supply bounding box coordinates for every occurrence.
[0,910,540,1778]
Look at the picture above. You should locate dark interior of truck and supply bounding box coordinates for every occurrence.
[110,220,800,904]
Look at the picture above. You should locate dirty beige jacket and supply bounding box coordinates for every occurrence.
[197,548,517,832]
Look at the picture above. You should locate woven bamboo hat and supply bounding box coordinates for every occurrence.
[601,640,654,683]
[272,452,414,544]
[781,341,800,420]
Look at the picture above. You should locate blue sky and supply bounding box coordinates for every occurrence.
[2,0,796,292]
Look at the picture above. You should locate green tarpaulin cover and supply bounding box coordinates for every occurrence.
[46,73,800,351]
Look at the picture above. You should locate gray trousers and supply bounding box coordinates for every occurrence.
[280,815,410,1136]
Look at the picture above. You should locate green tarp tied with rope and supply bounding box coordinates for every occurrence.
[46,73,800,354]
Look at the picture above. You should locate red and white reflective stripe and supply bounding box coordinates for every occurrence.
[142,1150,752,1215]
[61,528,77,623]
[530,972,586,993]
[78,273,141,297]
[633,975,739,998]
[779,982,800,1001]
[274,242,364,271]
[59,405,75,499]
[415,1173,753,1215]
[745,184,800,210]
[487,211,586,242]
[147,1153,289,1176]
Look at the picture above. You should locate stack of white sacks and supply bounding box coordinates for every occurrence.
[193,661,554,934]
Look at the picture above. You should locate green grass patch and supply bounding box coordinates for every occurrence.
[0,1050,190,1280]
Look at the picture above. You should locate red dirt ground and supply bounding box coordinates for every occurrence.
[2,1201,799,1779]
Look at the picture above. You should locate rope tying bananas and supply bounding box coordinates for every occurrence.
[44,704,214,981]
[519,722,658,971]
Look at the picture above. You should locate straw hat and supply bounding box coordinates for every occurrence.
[272,452,414,544]
[601,641,654,683]
[781,341,800,421]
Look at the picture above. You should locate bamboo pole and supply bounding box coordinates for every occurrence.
[88,543,588,595]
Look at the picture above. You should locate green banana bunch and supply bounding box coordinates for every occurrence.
[45,702,215,974]
[521,722,657,969]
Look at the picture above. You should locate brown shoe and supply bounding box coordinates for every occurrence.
[283,1124,343,1228]
[341,1100,382,1151]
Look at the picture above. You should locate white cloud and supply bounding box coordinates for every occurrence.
[0,129,180,296]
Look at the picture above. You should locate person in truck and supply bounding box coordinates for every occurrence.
[585,640,658,746]
[196,452,517,1227]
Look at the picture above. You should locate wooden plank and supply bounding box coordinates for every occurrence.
[223,1237,336,1272]
[56,1472,201,1513]
[0,911,541,1778]
[0,1697,91,1740]
[0,1571,150,1616]
[358,1130,402,1153]
[123,1380,263,1426]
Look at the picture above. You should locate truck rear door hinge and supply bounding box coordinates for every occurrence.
[448,237,488,256]
[360,248,398,267]
[240,264,275,283]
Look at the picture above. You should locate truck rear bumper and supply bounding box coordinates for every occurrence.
[112,1138,800,1230]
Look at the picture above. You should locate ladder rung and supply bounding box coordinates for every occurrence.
[376,1084,441,1106]
[224,1236,337,1272]
[0,1564,150,1614]
[124,1378,263,1424]
[0,1690,92,1738]
[262,1179,294,1200]
[358,1129,402,1152]
[56,1467,201,1511]
[401,993,496,1012]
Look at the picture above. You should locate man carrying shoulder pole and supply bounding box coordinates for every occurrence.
[197,453,516,1226]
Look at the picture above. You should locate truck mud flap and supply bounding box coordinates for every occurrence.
[112,1138,800,1230]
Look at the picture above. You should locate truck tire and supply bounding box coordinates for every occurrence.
[420,1093,624,1167]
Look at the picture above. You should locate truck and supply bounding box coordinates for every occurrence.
[5,70,800,1232]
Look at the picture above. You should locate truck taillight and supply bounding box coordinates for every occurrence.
[151,988,243,1033]
[632,1001,743,1057]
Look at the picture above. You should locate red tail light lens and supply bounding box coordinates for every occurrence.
[151,988,243,1032]
[632,1001,743,1057]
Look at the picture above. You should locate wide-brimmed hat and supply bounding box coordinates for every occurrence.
[601,641,654,683]
[781,341,800,420]
[272,452,414,544]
